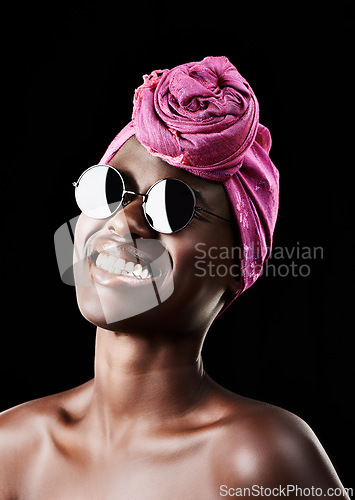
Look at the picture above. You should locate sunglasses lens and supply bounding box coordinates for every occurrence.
[145,178,195,233]
[75,165,124,218]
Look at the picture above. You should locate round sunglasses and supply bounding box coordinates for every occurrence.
[73,165,231,234]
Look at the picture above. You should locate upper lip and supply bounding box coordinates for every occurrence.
[86,235,167,269]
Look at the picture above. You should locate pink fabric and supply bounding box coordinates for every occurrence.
[100,56,279,301]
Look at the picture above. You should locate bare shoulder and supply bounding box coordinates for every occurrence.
[210,389,348,497]
[0,381,93,498]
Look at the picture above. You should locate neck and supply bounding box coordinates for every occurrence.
[88,326,209,433]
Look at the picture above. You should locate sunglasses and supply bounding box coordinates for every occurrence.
[73,165,231,234]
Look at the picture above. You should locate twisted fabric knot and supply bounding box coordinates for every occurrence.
[132,56,259,182]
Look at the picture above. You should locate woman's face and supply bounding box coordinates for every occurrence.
[74,136,238,335]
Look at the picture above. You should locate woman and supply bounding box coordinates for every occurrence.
[0,57,349,499]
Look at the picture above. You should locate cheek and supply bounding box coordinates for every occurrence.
[165,222,236,307]
[74,215,103,256]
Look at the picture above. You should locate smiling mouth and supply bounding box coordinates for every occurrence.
[85,235,172,288]
[93,252,153,279]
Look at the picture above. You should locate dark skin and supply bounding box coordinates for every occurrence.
[0,137,349,499]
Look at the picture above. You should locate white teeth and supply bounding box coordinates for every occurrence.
[140,268,149,279]
[124,261,134,273]
[94,253,152,279]
[133,263,143,276]
[114,258,125,274]
[106,255,116,273]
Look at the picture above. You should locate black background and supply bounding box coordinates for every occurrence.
[2,3,353,488]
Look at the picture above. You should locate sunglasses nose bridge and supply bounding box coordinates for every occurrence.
[122,190,148,208]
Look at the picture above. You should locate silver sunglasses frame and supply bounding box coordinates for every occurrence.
[73,164,231,234]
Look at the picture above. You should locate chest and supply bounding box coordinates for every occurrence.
[20,437,224,500]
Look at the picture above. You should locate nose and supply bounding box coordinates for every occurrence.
[105,196,156,239]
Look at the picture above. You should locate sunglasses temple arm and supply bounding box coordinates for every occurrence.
[195,206,232,223]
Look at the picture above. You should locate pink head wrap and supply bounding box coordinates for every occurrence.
[100,56,279,301]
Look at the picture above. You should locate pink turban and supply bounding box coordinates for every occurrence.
[100,56,279,302]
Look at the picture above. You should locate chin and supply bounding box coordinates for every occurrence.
[74,280,173,333]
